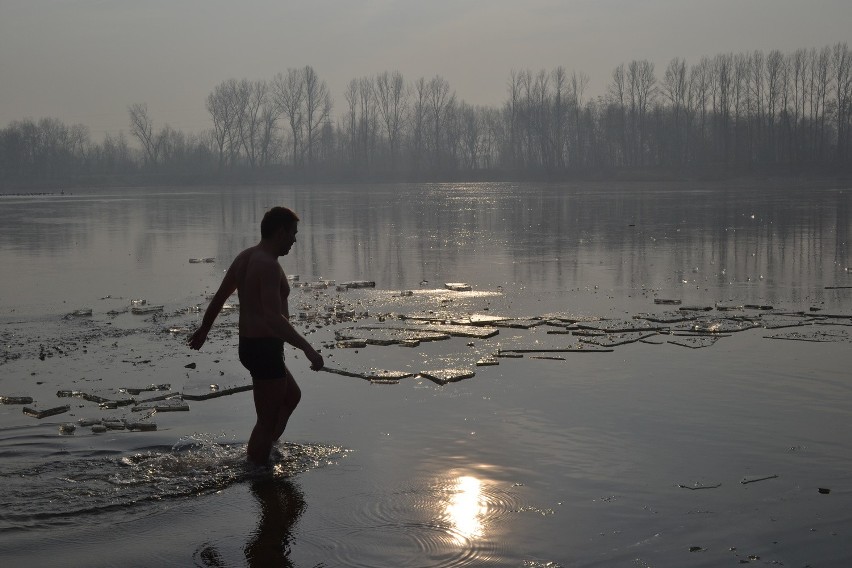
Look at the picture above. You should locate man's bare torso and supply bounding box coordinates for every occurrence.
[232,245,290,338]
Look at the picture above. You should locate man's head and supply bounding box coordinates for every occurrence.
[261,206,299,238]
[261,206,300,254]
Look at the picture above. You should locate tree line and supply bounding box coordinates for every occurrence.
[2,43,851,188]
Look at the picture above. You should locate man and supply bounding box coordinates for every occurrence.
[188,206,323,465]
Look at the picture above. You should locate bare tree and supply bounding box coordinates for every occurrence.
[427,75,455,169]
[303,65,332,168]
[551,66,568,169]
[272,69,305,167]
[410,77,428,172]
[374,70,408,170]
[570,70,590,168]
[206,80,241,169]
[343,79,359,166]
[663,57,688,163]
[832,43,852,163]
[128,103,160,166]
[358,76,377,168]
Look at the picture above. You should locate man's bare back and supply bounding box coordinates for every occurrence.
[232,246,292,338]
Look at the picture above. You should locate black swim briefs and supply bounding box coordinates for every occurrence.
[238,337,286,380]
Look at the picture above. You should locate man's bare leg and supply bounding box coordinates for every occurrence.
[248,378,288,465]
[270,368,301,444]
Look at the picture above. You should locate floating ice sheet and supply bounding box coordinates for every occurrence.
[741,474,778,484]
[764,329,851,343]
[0,396,33,405]
[579,332,658,347]
[669,318,759,333]
[576,319,662,333]
[668,336,721,349]
[23,405,70,419]
[336,326,450,346]
[321,366,414,381]
[491,318,545,329]
[132,400,190,412]
[386,322,499,339]
[418,368,476,385]
[499,345,614,353]
[635,311,697,324]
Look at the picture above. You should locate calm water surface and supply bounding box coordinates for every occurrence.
[1,182,851,567]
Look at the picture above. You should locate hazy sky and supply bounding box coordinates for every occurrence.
[1,0,850,139]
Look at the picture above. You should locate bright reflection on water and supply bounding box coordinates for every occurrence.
[443,475,486,543]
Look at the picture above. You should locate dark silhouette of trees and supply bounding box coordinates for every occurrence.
[2,42,851,189]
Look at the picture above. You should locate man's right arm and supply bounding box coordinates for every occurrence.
[187,264,238,350]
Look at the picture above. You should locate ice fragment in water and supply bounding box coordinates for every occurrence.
[23,405,70,419]
[0,396,33,405]
[128,422,157,432]
[444,282,472,291]
[131,305,164,315]
[341,280,376,289]
[59,423,76,435]
[740,474,778,484]
[418,368,475,385]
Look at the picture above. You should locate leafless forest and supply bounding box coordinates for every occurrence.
[2,43,851,187]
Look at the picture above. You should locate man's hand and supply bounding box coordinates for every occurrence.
[305,347,324,371]
[187,327,208,350]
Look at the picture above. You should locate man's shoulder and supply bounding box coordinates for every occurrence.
[238,247,281,273]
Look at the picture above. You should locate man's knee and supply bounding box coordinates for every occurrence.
[287,383,302,409]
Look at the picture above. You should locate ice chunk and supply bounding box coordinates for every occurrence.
[23,405,70,419]
[418,368,475,385]
[0,396,33,405]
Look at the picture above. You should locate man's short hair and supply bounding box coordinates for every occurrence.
[260,206,300,238]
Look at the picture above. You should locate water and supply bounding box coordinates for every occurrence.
[1,181,851,567]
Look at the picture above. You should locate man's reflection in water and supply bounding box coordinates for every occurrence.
[244,476,306,567]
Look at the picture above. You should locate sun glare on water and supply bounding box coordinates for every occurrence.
[444,475,486,543]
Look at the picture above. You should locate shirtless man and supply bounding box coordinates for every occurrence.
[187,206,323,465]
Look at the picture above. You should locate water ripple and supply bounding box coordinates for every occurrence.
[0,434,347,532]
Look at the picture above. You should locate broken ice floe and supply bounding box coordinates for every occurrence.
[120,383,171,396]
[0,396,33,405]
[341,280,376,289]
[444,282,472,292]
[131,305,164,315]
[322,367,414,383]
[740,474,778,484]
[678,482,722,490]
[391,322,499,339]
[132,400,190,412]
[575,319,663,333]
[335,327,450,346]
[668,336,721,349]
[498,345,614,354]
[579,332,658,347]
[419,368,476,385]
[23,405,70,419]
[764,329,850,343]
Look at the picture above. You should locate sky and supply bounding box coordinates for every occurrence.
[1,0,850,139]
